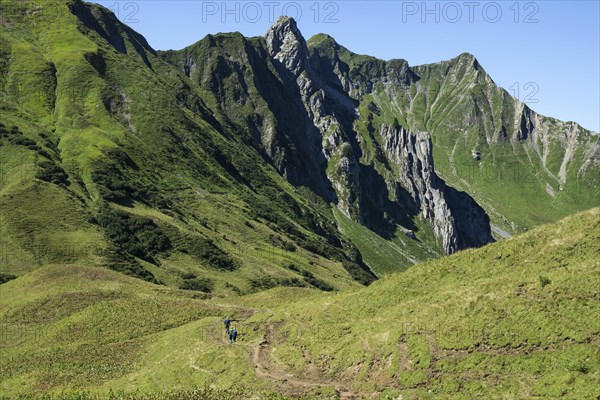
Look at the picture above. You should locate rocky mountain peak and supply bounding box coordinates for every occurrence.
[265,16,310,75]
[455,52,493,82]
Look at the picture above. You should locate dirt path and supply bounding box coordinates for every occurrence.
[249,319,361,400]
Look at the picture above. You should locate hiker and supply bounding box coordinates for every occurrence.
[232,328,238,343]
[224,316,231,333]
[228,327,235,344]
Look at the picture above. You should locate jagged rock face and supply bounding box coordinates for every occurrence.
[382,124,455,251]
[160,26,337,202]
[329,144,363,221]
[381,124,492,252]
[263,18,340,200]
[519,111,593,187]
[264,17,363,211]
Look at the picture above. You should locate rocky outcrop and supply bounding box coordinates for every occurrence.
[411,53,599,200]
[381,123,492,253]
[265,16,310,79]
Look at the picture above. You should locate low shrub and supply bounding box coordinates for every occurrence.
[179,277,214,293]
[35,160,70,187]
[96,204,171,263]
[539,275,551,288]
[300,270,334,292]
[181,238,238,271]
[0,273,17,284]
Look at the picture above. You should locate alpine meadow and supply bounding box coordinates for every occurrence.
[0,1,598,399]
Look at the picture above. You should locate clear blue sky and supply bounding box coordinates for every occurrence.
[93,1,599,132]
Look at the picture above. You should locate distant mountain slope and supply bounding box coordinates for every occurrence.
[1,206,597,398]
[305,31,599,234]
[409,54,600,232]
[160,16,598,267]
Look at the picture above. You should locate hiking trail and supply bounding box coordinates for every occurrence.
[208,315,362,399]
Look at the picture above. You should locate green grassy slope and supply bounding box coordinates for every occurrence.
[1,208,598,399]
[0,264,284,398]
[0,0,373,293]
[333,208,441,276]
[264,207,600,398]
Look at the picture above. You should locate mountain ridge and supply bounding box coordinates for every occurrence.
[0,1,598,290]
[161,15,495,256]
